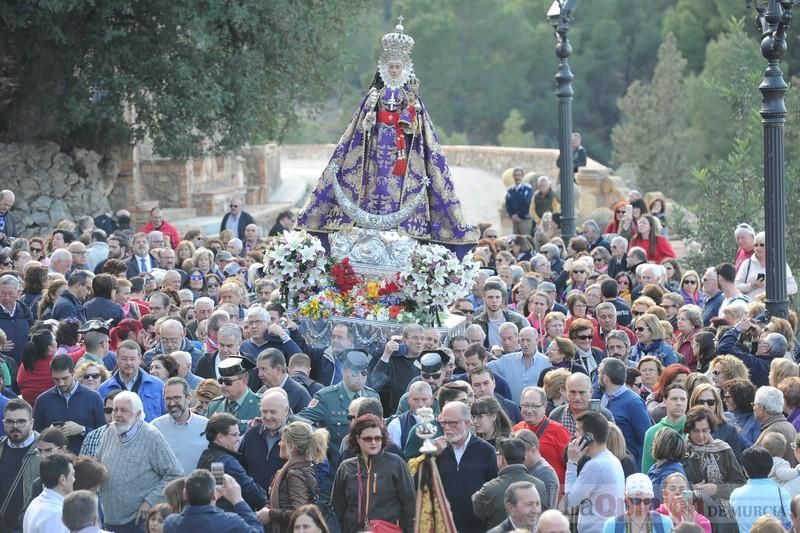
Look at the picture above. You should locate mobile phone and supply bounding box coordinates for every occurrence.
[682,490,694,504]
[392,342,407,357]
[756,273,765,281]
[624,205,633,218]
[579,432,595,448]
[210,462,225,487]
[588,399,601,412]
[52,421,64,427]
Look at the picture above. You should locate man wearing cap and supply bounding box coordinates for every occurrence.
[604,473,674,532]
[206,356,261,434]
[394,350,449,416]
[255,348,311,414]
[98,340,166,421]
[298,350,379,466]
[75,320,117,372]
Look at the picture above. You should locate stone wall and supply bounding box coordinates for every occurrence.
[0,142,117,237]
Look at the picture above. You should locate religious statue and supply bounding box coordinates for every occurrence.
[297,18,478,256]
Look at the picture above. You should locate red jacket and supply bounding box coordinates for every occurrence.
[17,355,55,406]
[592,325,637,351]
[512,418,571,486]
[139,221,181,249]
[629,235,676,263]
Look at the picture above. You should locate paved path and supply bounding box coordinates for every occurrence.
[280,158,507,231]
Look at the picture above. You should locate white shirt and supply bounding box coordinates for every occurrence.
[452,432,471,466]
[23,488,68,533]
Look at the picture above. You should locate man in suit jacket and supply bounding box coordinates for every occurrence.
[219,198,256,241]
[435,401,499,533]
[0,190,16,246]
[125,232,160,278]
[254,348,311,414]
[486,481,543,533]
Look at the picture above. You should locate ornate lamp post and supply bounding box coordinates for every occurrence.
[747,0,796,318]
[547,0,579,240]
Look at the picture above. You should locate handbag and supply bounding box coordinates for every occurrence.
[357,460,402,533]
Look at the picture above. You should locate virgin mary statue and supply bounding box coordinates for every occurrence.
[296,18,478,254]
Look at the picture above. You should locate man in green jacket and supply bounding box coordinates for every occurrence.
[641,384,687,472]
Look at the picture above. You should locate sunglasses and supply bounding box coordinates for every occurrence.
[593,257,605,263]
[104,407,114,414]
[695,399,716,406]
[632,382,643,388]
[82,373,102,380]
[230,204,240,208]
[217,377,241,386]
[632,311,644,317]
[422,373,442,380]
[616,210,626,214]
[683,279,698,285]
[189,274,204,281]
[572,270,586,274]
[754,243,766,247]
[359,435,383,443]
[629,497,652,506]
[634,327,649,332]
[1,261,11,267]
[30,247,42,253]
[574,334,593,341]
[207,283,220,289]
[459,309,475,314]
[347,414,356,421]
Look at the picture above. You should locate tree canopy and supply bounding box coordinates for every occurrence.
[0,0,370,157]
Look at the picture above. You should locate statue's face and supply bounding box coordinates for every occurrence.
[388,61,404,80]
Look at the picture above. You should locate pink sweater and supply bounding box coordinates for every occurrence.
[655,504,712,533]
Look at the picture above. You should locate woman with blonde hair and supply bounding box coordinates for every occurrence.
[192,378,222,416]
[192,247,216,275]
[542,368,570,415]
[689,383,745,457]
[175,240,196,266]
[629,313,679,366]
[770,358,799,388]
[709,355,750,389]
[38,278,67,320]
[258,422,329,533]
[679,269,704,306]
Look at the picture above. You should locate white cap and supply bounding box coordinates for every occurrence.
[625,473,654,497]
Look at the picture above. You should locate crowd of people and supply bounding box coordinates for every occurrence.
[0,183,800,533]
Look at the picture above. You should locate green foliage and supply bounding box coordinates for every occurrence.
[497,109,536,147]
[437,130,469,146]
[0,0,370,157]
[611,34,693,201]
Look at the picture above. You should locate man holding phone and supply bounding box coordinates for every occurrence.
[564,411,625,533]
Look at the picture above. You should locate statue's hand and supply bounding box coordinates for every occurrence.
[362,111,376,131]
[366,88,379,109]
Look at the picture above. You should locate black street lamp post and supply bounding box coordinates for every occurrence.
[548,0,578,241]
[748,0,796,318]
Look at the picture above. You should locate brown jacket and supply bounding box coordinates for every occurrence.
[267,458,318,533]
[757,413,798,466]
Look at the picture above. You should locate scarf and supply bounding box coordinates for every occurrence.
[269,456,312,513]
[205,332,218,354]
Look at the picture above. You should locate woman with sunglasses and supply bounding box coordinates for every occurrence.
[615,272,635,304]
[331,414,415,533]
[678,270,703,306]
[75,361,110,391]
[605,200,628,234]
[28,237,47,263]
[205,273,223,303]
[629,314,679,367]
[590,247,610,275]
[603,473,674,533]
[681,406,745,533]
[689,383,744,458]
[560,257,592,303]
[654,472,712,532]
[735,231,798,300]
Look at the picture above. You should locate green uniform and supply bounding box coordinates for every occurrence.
[207,389,261,434]
[298,382,379,466]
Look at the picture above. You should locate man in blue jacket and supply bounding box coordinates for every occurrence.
[0,274,33,363]
[505,168,534,236]
[98,339,165,421]
[238,305,302,363]
[33,355,105,453]
[163,469,261,533]
[52,269,93,322]
[598,358,652,468]
[719,318,786,387]
[254,348,311,414]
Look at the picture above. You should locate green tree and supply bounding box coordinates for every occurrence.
[0,0,370,157]
[611,34,693,201]
[497,109,536,147]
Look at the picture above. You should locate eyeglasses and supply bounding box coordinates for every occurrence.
[629,497,653,506]
[616,210,626,214]
[632,382,643,388]
[30,247,42,253]
[754,243,766,247]
[3,418,29,426]
[593,257,605,263]
[519,403,544,410]
[422,373,442,380]
[359,435,383,443]
[230,204,240,208]
[225,432,241,438]
[634,327,649,332]
[82,373,102,380]
[217,377,241,386]
[439,420,464,427]
[683,279,698,285]
[572,270,586,274]
[695,399,716,406]
[104,407,114,414]
[485,235,498,239]
[458,308,474,314]
[574,334,593,340]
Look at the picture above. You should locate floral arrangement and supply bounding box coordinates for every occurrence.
[264,230,328,295]
[401,244,478,308]
[298,245,476,324]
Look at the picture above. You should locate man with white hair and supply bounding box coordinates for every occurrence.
[147,230,166,251]
[187,296,215,340]
[243,224,262,254]
[143,318,203,370]
[701,266,723,325]
[489,327,550,403]
[754,385,797,465]
[49,248,73,276]
[239,305,302,363]
[719,318,786,387]
[97,391,183,531]
[536,509,570,533]
[387,381,433,449]
[607,235,628,278]
[582,220,609,253]
[172,350,203,389]
[466,324,487,346]
[0,274,33,362]
[226,238,243,258]
[0,189,16,246]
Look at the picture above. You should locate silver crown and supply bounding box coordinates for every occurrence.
[381,16,415,64]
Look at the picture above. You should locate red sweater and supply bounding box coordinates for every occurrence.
[139,221,181,249]
[629,235,676,263]
[17,355,55,406]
